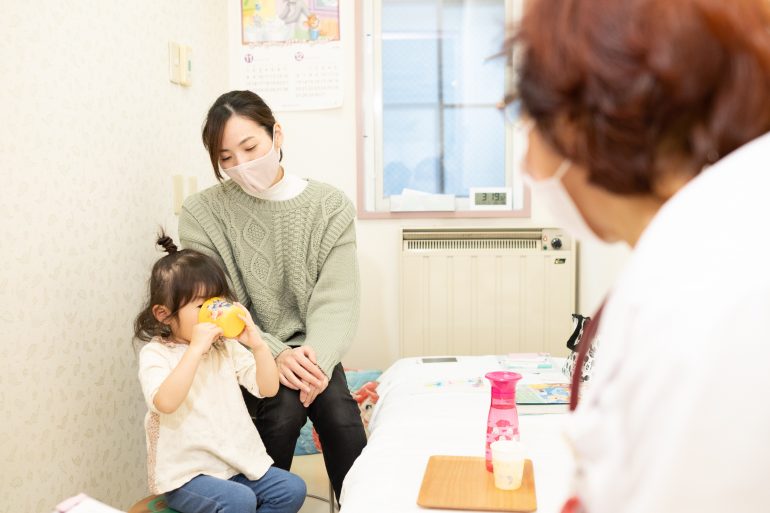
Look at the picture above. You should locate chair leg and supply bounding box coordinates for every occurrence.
[305,480,336,512]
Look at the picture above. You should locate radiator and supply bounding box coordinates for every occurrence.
[400,228,576,358]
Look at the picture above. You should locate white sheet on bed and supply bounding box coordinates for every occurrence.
[339,355,574,513]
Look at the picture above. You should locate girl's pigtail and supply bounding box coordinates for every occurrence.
[157,233,178,254]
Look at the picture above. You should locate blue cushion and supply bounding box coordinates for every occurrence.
[294,419,321,456]
[293,369,382,456]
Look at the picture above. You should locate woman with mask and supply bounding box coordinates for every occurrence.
[179,90,366,505]
[513,0,770,512]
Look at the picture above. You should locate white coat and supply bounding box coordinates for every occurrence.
[567,132,770,513]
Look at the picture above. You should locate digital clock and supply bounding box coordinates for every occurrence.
[468,187,513,211]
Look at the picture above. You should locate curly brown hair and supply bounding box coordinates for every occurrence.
[513,0,770,194]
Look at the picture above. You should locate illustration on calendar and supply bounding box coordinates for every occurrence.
[242,0,339,44]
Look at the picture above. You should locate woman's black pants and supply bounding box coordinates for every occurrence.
[242,362,368,503]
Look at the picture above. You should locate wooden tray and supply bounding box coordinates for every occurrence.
[417,456,537,512]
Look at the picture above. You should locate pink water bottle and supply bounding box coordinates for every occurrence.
[485,371,522,472]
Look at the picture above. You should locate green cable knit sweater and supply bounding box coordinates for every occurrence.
[179,179,360,378]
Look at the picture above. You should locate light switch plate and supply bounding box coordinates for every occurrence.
[168,42,180,84]
[179,45,192,86]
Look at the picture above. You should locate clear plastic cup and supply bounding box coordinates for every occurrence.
[491,439,525,490]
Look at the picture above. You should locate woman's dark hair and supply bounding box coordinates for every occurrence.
[133,231,235,343]
[512,0,770,194]
[202,90,282,181]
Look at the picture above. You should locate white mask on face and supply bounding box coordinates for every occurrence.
[522,160,604,244]
[222,135,281,197]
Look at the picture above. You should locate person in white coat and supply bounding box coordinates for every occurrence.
[509,0,770,512]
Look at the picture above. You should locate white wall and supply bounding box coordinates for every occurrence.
[0,3,628,509]
[227,0,630,372]
[0,1,226,511]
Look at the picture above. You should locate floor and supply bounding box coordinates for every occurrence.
[290,453,337,513]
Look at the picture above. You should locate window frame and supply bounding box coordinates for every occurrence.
[355,0,530,219]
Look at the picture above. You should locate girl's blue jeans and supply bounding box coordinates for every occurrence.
[164,467,306,513]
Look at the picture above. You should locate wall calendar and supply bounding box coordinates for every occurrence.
[238,0,343,111]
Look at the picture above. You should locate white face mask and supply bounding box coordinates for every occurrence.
[222,136,281,196]
[520,126,603,244]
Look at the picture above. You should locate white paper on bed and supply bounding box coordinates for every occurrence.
[339,355,574,513]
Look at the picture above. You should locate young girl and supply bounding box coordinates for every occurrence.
[134,233,306,513]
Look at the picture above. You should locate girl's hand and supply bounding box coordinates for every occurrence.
[235,302,267,351]
[189,322,223,357]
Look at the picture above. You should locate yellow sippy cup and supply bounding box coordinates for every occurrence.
[198,297,246,338]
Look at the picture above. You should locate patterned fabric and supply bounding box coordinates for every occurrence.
[563,341,599,383]
[294,369,382,456]
[562,314,600,383]
[179,179,360,378]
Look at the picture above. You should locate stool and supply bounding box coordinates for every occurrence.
[127,495,178,513]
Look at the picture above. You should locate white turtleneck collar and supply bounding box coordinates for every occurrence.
[251,170,308,201]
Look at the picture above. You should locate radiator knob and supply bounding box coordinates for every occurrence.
[551,238,563,250]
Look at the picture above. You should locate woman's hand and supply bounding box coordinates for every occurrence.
[275,346,326,393]
[299,374,329,407]
[235,303,268,351]
[189,322,223,357]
